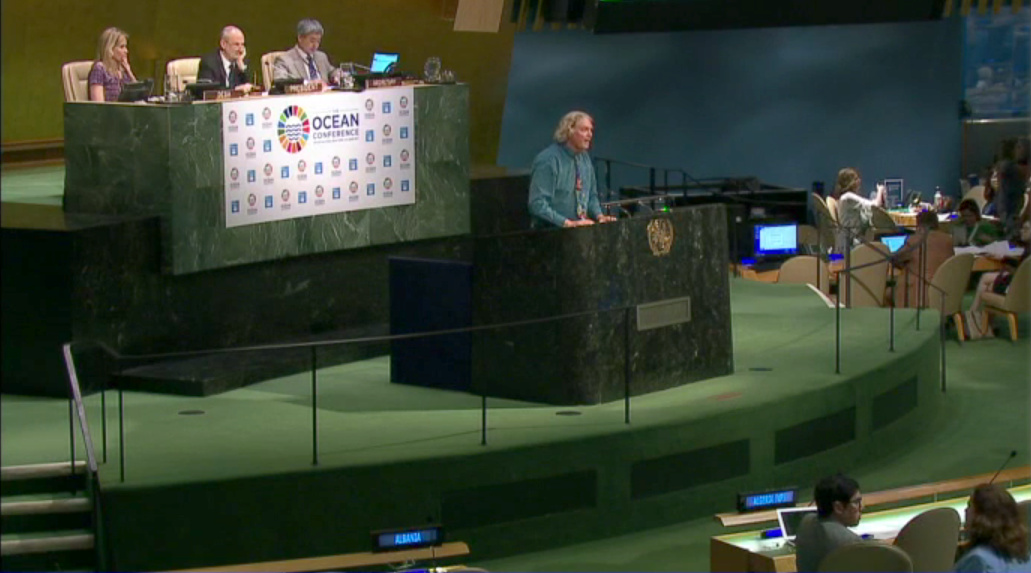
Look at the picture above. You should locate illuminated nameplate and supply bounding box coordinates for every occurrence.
[203,89,238,101]
[365,77,405,89]
[370,525,444,552]
[285,83,324,95]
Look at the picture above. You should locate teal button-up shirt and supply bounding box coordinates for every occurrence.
[528,143,602,228]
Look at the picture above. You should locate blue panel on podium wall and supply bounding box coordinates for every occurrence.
[389,257,472,392]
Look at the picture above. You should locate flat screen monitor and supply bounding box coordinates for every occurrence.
[754,223,798,258]
[880,233,909,253]
[777,507,817,540]
[117,79,153,102]
[370,52,399,74]
[185,80,223,100]
[883,178,904,209]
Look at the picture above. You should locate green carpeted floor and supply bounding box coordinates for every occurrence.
[2,279,1028,570]
[1,165,1029,571]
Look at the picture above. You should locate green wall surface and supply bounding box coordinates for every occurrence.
[0,0,515,165]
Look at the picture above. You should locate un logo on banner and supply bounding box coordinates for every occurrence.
[366,183,375,196]
[229,143,239,156]
[401,180,410,192]
[400,127,409,139]
[365,130,375,142]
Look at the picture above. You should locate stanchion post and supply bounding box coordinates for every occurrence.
[311,346,319,466]
[624,307,632,425]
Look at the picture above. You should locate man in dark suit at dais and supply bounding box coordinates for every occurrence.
[197,25,253,91]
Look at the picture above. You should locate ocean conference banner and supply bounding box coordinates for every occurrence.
[222,87,416,228]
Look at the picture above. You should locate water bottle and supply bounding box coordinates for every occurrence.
[934,186,943,211]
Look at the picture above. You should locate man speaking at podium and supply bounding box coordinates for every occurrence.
[528,111,618,228]
[273,18,335,86]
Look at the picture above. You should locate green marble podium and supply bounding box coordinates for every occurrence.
[63,85,470,274]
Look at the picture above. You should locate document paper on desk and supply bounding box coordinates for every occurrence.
[221,86,416,228]
[955,241,1025,258]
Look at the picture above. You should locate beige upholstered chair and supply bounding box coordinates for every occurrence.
[165,57,201,93]
[812,194,837,251]
[797,224,822,255]
[963,185,987,212]
[777,255,831,294]
[62,61,94,102]
[818,542,913,572]
[261,51,285,91]
[982,257,1031,341]
[926,254,975,341]
[892,507,961,572]
[840,242,890,308]
[825,195,840,223]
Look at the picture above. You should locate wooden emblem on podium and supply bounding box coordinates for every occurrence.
[647,218,674,256]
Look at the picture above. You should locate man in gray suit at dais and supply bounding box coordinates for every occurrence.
[273,18,335,85]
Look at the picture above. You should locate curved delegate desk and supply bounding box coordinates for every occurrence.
[710,484,1031,573]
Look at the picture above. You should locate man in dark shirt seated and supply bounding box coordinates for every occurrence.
[197,25,253,91]
[795,474,864,572]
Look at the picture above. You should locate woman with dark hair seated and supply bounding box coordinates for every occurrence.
[954,484,1030,572]
[956,199,1003,247]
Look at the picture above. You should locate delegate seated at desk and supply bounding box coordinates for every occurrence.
[955,483,1031,573]
[197,25,253,91]
[88,27,137,102]
[273,18,336,86]
[893,210,955,308]
[528,111,617,228]
[794,474,864,573]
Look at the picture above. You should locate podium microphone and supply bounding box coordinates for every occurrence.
[987,450,1018,484]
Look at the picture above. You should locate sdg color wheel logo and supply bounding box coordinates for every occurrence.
[278,106,311,154]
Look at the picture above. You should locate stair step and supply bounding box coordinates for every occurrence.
[1,462,88,481]
[1,530,94,556]
[2,497,90,516]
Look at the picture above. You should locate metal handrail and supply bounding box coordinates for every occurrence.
[62,343,107,571]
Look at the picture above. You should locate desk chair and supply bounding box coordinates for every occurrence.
[62,61,94,102]
[981,257,1031,341]
[825,196,840,224]
[817,542,913,572]
[892,507,961,572]
[260,51,285,92]
[927,253,975,341]
[840,242,890,308]
[963,185,987,213]
[777,255,831,295]
[865,205,899,243]
[166,57,201,93]
[812,194,836,252]
[797,224,822,255]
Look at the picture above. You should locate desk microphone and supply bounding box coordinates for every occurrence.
[988,450,1017,484]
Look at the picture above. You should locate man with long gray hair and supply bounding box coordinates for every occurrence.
[528,111,617,228]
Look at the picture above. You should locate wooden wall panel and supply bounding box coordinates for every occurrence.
[0,0,515,164]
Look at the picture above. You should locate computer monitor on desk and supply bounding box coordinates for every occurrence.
[754,222,798,259]
[370,52,399,74]
[117,79,153,102]
[777,507,817,541]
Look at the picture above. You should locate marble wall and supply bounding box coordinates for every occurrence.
[471,205,733,405]
[63,84,470,275]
